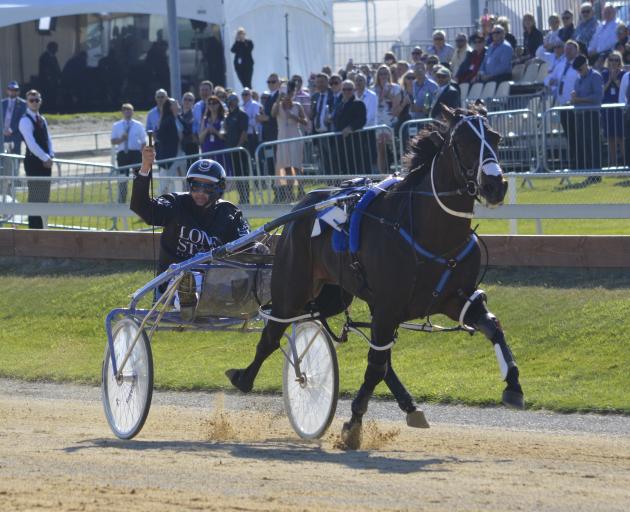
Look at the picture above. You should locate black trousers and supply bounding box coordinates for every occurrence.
[116,150,142,203]
[24,155,51,229]
[181,141,199,172]
[563,109,601,171]
[235,63,253,89]
[230,145,250,204]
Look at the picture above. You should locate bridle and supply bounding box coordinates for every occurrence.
[430,114,502,219]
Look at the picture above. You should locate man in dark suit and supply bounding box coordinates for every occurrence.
[332,80,367,174]
[256,73,280,176]
[430,66,461,120]
[2,81,27,198]
[310,73,336,173]
[38,41,61,111]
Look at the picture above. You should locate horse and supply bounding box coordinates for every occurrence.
[226,104,524,449]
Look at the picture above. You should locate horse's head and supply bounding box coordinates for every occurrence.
[441,104,507,207]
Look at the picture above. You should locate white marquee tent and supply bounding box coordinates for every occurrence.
[0,0,334,92]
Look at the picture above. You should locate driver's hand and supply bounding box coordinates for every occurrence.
[140,146,155,175]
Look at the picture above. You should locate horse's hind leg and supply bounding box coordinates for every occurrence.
[463,295,525,409]
[341,314,397,450]
[226,320,287,393]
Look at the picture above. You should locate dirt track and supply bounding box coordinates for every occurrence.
[1,381,629,512]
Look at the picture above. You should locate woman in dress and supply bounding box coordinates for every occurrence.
[199,95,230,174]
[601,52,626,167]
[373,64,401,172]
[272,79,307,202]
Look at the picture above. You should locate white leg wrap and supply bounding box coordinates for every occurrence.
[494,343,509,379]
[368,340,395,351]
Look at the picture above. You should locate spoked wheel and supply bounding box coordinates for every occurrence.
[101,318,154,439]
[282,320,339,439]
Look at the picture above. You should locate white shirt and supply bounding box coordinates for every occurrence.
[192,100,206,135]
[356,88,377,127]
[619,72,630,104]
[588,18,620,54]
[111,118,146,153]
[242,99,262,134]
[18,109,54,162]
[545,56,578,106]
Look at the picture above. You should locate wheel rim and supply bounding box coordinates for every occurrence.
[284,322,337,438]
[104,319,151,437]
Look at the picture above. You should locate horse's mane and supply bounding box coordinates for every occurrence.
[402,104,488,176]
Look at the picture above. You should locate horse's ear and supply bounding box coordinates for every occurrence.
[474,99,488,116]
[440,104,455,123]
[428,131,444,148]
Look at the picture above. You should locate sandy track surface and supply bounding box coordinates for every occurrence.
[1,380,629,512]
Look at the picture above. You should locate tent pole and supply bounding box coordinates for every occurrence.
[166,0,182,100]
[285,13,290,78]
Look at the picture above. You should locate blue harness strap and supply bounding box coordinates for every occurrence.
[349,176,402,254]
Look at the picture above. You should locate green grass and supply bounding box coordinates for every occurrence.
[1,259,629,413]
[46,111,148,124]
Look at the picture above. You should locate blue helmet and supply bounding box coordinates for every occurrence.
[186,159,226,199]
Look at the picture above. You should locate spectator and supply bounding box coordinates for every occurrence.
[496,16,518,49]
[478,25,514,83]
[615,24,629,52]
[61,51,88,111]
[389,64,400,83]
[373,65,401,172]
[480,14,498,45]
[38,42,61,112]
[541,41,567,75]
[396,60,410,79]
[200,95,226,156]
[256,73,280,176]
[395,70,415,152]
[559,10,576,42]
[456,33,486,83]
[410,46,424,65]
[354,72,379,171]
[193,80,214,137]
[430,66,460,120]
[425,55,440,80]
[332,80,367,174]
[411,61,438,119]
[427,30,455,66]
[546,39,580,106]
[214,86,228,106]
[291,74,312,128]
[600,51,625,166]
[329,74,343,108]
[520,13,544,61]
[111,103,146,204]
[18,89,54,229]
[575,2,600,54]
[359,64,373,86]
[311,72,334,134]
[588,3,621,62]
[272,80,307,201]
[2,81,27,157]
[451,34,472,78]
[1,81,26,199]
[620,64,630,165]
[231,27,254,88]
[179,92,199,170]
[241,87,262,163]
[569,54,604,179]
[146,88,168,134]
[384,52,397,66]
[541,13,563,54]
[156,98,183,194]
[224,93,251,204]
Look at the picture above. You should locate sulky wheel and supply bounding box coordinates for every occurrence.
[101,317,154,440]
[282,320,339,439]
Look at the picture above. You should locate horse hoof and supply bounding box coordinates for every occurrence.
[502,388,525,409]
[406,410,430,428]
[225,369,253,393]
[341,421,363,450]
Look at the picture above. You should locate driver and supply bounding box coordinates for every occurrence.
[131,146,250,317]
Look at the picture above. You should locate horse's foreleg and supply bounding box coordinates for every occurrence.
[385,354,430,428]
[464,297,525,409]
[226,320,287,393]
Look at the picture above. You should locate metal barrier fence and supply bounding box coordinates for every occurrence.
[254,125,397,205]
[398,108,539,174]
[542,104,630,174]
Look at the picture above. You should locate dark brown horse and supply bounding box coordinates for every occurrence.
[227,105,524,448]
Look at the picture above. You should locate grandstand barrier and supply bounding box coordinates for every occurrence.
[542,103,629,173]
[2,228,630,268]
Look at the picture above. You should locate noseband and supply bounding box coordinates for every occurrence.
[430,115,501,219]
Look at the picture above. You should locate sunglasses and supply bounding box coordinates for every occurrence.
[609,59,621,63]
[433,37,444,41]
[208,101,220,105]
[267,79,278,84]
[183,98,194,102]
[190,181,219,194]
[491,31,502,35]
[412,51,421,55]
[405,76,415,80]
[28,98,41,103]
[329,80,341,85]
[242,92,251,96]
[581,9,591,14]
[342,87,354,92]
[156,96,167,100]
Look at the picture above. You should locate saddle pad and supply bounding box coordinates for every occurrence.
[349,176,402,254]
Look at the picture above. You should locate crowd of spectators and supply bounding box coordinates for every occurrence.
[3,1,630,211]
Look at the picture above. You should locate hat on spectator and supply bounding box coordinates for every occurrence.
[241,87,251,95]
[411,46,423,55]
[227,93,239,103]
[434,66,452,79]
[7,81,20,90]
[572,54,587,69]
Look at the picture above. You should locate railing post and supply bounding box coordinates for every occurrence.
[508,174,517,235]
